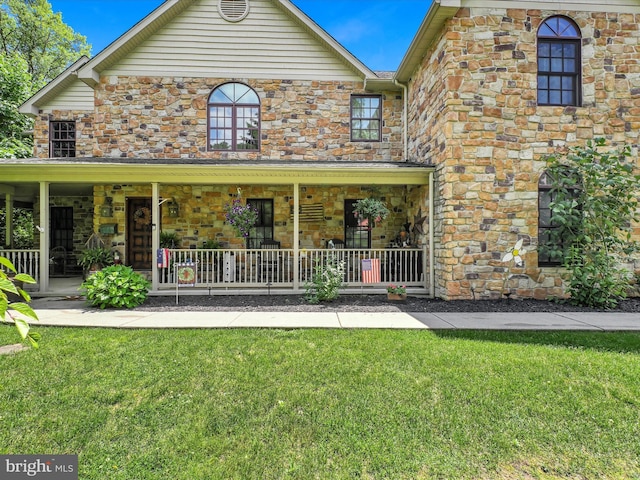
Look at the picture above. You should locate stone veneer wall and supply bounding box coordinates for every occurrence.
[32,78,404,161]
[92,184,414,264]
[409,7,640,300]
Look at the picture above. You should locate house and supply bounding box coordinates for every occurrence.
[1,0,639,300]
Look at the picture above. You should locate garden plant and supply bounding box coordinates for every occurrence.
[81,264,150,309]
[544,138,640,308]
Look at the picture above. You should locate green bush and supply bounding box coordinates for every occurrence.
[304,257,345,304]
[544,138,640,309]
[81,265,150,309]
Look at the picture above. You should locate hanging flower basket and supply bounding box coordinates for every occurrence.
[224,196,258,239]
[352,198,390,225]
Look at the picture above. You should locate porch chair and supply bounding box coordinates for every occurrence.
[259,240,281,283]
[325,238,345,249]
[49,246,67,276]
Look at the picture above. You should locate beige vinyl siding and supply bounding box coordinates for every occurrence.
[39,79,94,112]
[104,0,363,81]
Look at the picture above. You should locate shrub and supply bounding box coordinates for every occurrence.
[0,255,40,347]
[81,265,150,309]
[544,138,640,309]
[304,257,345,304]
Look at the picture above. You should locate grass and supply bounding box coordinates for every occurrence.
[1,326,639,479]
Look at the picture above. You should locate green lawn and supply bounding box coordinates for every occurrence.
[1,326,639,479]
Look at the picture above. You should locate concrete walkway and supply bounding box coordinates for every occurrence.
[25,297,640,331]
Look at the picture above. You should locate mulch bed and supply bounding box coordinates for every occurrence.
[137,294,640,313]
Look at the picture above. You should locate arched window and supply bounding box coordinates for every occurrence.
[537,16,581,106]
[208,83,260,151]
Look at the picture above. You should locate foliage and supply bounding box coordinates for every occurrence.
[202,239,222,249]
[544,138,640,308]
[77,247,114,271]
[0,53,32,158]
[304,257,345,304]
[0,207,34,247]
[80,264,150,309]
[352,197,390,224]
[159,231,180,248]
[224,197,258,238]
[387,283,406,294]
[1,328,640,478]
[0,255,39,347]
[0,0,91,88]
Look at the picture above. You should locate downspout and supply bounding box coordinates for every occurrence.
[429,170,435,298]
[394,79,408,161]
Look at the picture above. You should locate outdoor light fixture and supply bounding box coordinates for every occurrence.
[100,197,113,217]
[168,199,179,217]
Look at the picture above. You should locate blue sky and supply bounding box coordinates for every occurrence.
[48,0,432,71]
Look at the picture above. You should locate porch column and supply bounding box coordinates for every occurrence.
[292,183,300,292]
[151,182,160,291]
[1,186,15,248]
[39,182,50,293]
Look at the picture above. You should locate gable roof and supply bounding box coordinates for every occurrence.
[395,0,640,83]
[76,0,378,86]
[19,56,90,116]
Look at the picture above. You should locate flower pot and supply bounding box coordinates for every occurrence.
[387,293,407,301]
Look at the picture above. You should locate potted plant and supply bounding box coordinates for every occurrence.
[353,198,390,226]
[78,247,114,277]
[160,231,180,248]
[387,283,407,301]
[224,195,258,243]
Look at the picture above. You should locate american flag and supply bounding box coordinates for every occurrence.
[157,248,170,268]
[361,258,381,284]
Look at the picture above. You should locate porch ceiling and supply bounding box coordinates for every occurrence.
[0,159,434,186]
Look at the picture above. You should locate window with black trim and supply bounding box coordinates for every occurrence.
[50,121,76,157]
[350,95,381,141]
[538,171,580,266]
[344,199,371,248]
[208,83,260,151]
[246,198,273,249]
[537,16,581,106]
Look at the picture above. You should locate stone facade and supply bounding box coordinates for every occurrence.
[35,78,404,162]
[408,7,640,299]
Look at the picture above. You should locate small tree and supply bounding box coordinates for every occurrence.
[544,138,640,308]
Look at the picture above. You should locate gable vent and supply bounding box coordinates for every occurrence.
[219,0,249,22]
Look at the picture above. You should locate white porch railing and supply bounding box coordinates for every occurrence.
[158,247,427,292]
[0,249,40,283]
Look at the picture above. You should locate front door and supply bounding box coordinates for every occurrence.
[127,197,153,270]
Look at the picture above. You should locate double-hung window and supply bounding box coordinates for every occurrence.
[351,95,381,141]
[537,16,581,106]
[50,121,76,157]
[538,171,580,266]
[208,83,260,151]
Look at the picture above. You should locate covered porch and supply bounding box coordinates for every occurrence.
[0,159,435,296]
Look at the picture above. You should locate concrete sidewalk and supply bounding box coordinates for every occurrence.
[27,298,640,331]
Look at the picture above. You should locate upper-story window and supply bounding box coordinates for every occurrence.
[50,121,76,157]
[537,16,581,106]
[351,95,381,141]
[208,83,260,151]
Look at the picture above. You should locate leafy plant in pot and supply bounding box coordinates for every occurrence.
[78,247,114,277]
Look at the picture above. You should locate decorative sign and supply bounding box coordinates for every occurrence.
[175,263,196,287]
[289,204,324,222]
